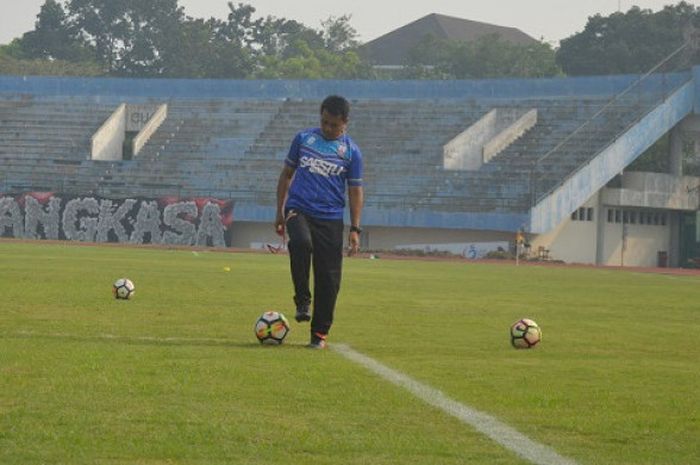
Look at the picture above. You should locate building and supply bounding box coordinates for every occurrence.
[360,13,539,68]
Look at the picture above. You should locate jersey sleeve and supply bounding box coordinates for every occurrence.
[347,145,363,187]
[285,132,302,168]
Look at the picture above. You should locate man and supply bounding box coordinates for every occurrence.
[275,95,364,349]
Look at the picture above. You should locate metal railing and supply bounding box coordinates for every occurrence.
[528,40,694,207]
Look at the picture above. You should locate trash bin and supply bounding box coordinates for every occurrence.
[657,251,668,268]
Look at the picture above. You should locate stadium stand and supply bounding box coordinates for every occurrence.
[0,71,698,266]
[0,74,690,212]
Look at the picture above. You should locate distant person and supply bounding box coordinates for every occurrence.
[275,95,364,349]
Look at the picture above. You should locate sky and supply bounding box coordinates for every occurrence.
[0,0,693,46]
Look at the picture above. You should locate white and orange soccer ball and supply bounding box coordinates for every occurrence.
[255,311,290,345]
[113,278,135,300]
[510,318,542,349]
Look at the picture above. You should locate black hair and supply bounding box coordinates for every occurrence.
[320,95,350,121]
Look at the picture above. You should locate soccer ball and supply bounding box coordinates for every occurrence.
[113,278,135,300]
[510,318,542,349]
[255,311,290,345]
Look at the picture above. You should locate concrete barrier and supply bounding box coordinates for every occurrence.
[483,109,538,162]
[132,104,167,156]
[91,103,126,161]
[443,108,537,171]
[443,109,496,171]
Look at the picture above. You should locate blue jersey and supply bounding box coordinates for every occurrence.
[284,128,363,220]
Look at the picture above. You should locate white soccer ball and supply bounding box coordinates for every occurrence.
[255,311,290,345]
[510,318,542,349]
[113,278,135,300]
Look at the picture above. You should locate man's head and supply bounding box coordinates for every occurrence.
[320,95,349,140]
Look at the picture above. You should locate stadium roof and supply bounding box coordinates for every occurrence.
[360,13,539,67]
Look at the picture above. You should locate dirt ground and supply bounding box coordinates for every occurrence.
[2,237,699,277]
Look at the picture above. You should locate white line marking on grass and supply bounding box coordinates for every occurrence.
[2,331,578,465]
[332,343,579,465]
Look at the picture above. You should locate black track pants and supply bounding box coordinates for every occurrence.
[285,210,343,336]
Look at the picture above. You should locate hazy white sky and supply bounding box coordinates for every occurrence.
[0,0,693,46]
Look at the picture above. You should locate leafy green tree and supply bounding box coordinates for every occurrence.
[0,43,102,76]
[62,0,186,75]
[225,4,369,79]
[8,0,372,79]
[254,39,368,79]
[17,0,93,62]
[275,21,325,59]
[220,2,328,76]
[222,3,327,59]
[556,2,700,76]
[400,34,560,79]
[0,2,89,77]
[220,2,263,50]
[321,15,359,53]
[157,16,255,78]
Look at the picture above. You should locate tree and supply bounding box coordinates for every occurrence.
[556,2,700,76]
[254,39,368,79]
[224,4,369,79]
[321,15,359,53]
[17,0,93,62]
[399,34,560,80]
[8,0,372,79]
[62,0,186,75]
[156,16,255,78]
[0,43,102,76]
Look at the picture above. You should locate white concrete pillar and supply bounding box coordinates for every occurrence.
[595,194,606,266]
[669,126,683,176]
[669,211,681,268]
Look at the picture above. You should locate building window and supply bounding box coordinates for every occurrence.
[623,211,630,224]
[572,207,594,222]
[607,209,614,223]
[615,209,621,223]
[639,213,645,225]
[629,211,636,224]
[660,213,667,226]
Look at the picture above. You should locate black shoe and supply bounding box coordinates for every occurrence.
[295,303,311,322]
[306,332,327,349]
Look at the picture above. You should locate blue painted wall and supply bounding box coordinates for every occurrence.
[0,72,689,101]
[695,66,700,113]
[234,204,528,232]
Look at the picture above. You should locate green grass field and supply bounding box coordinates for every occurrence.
[0,240,698,465]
